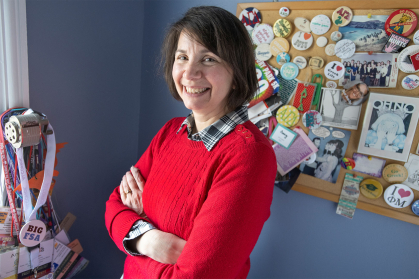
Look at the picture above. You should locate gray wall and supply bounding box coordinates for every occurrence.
[26,0,418,278]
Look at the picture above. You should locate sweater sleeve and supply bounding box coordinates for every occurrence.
[105,119,179,254]
[132,142,277,279]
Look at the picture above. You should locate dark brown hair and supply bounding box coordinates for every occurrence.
[161,6,257,111]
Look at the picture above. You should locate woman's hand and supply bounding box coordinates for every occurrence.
[120,166,146,217]
[138,230,187,264]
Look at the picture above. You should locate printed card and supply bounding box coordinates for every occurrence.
[352,153,386,178]
[270,123,297,149]
[336,173,363,219]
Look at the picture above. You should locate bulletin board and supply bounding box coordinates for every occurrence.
[237,0,419,225]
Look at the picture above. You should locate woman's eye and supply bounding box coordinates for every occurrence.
[204,57,216,62]
[177,55,187,60]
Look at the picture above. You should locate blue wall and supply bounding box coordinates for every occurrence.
[26,0,418,278]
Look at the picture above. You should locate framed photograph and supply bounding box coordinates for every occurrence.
[270,123,297,149]
[319,88,362,130]
[357,93,419,162]
[403,153,419,192]
[338,53,398,88]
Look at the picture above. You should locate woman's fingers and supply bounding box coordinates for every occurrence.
[130,166,145,192]
[122,174,131,195]
[126,171,139,192]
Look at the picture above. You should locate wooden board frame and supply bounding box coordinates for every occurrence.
[237,0,419,225]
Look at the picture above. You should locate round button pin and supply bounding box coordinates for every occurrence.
[280,62,299,80]
[255,44,272,61]
[330,31,343,42]
[382,164,408,183]
[324,61,345,80]
[384,9,418,37]
[326,81,337,88]
[412,200,419,216]
[340,157,355,170]
[274,19,292,38]
[401,74,419,90]
[252,24,275,45]
[20,220,47,247]
[302,110,322,129]
[270,38,290,56]
[360,179,383,199]
[384,184,414,208]
[335,39,356,59]
[316,36,328,47]
[276,52,291,65]
[276,105,300,127]
[279,7,290,17]
[291,31,313,51]
[293,56,307,69]
[305,153,317,164]
[397,45,419,73]
[239,7,262,31]
[310,14,331,35]
[294,17,311,33]
[414,30,419,45]
[332,6,353,27]
[325,44,336,56]
[309,56,324,70]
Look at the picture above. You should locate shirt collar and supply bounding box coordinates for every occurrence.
[177,106,249,151]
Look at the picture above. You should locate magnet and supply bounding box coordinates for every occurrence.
[384,184,414,208]
[325,44,336,56]
[414,30,419,45]
[360,179,383,199]
[239,7,262,31]
[276,105,300,127]
[324,61,345,80]
[279,7,290,17]
[340,157,355,170]
[294,17,311,33]
[401,74,419,90]
[276,52,291,65]
[382,164,408,183]
[384,9,417,37]
[20,220,47,247]
[293,56,307,69]
[291,31,313,51]
[335,39,356,59]
[326,81,337,88]
[270,38,290,56]
[412,200,419,216]
[330,31,342,42]
[397,45,419,73]
[382,33,411,53]
[332,6,353,27]
[274,19,292,38]
[316,36,328,47]
[280,62,299,80]
[309,56,324,70]
[310,14,331,35]
[252,24,275,45]
[255,44,272,61]
[302,110,322,129]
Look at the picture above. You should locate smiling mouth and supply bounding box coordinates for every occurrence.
[184,86,210,94]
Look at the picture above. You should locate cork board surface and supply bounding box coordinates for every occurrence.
[237,0,419,225]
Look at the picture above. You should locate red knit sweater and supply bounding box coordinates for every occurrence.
[105,118,277,279]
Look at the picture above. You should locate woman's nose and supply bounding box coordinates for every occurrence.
[183,63,201,80]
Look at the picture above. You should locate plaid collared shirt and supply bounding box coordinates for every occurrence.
[177,106,249,151]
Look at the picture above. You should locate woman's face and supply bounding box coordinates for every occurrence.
[172,32,234,116]
[325,142,337,153]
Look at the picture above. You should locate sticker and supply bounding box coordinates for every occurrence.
[336,173,363,219]
[384,184,414,208]
[384,9,417,37]
[401,74,419,90]
[309,56,324,70]
[294,17,311,33]
[293,56,307,69]
[249,60,280,108]
[397,45,419,73]
[292,82,317,113]
[325,44,336,56]
[410,51,419,71]
[340,157,355,170]
[332,6,353,27]
[382,164,408,183]
[414,30,419,45]
[335,39,356,59]
[276,52,291,65]
[360,178,383,199]
[274,19,292,38]
[330,31,342,42]
[302,110,322,129]
[270,38,290,56]
[291,31,313,51]
[270,123,297,149]
[382,33,411,53]
[255,44,272,61]
[326,81,337,88]
[252,24,275,45]
[324,61,345,80]
[316,36,328,47]
[310,14,331,35]
[412,200,419,216]
[276,105,300,127]
[305,153,316,164]
[239,7,262,31]
[280,62,299,80]
[279,7,290,17]
[19,220,47,247]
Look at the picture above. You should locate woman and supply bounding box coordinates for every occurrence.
[105,6,277,279]
[315,140,344,182]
